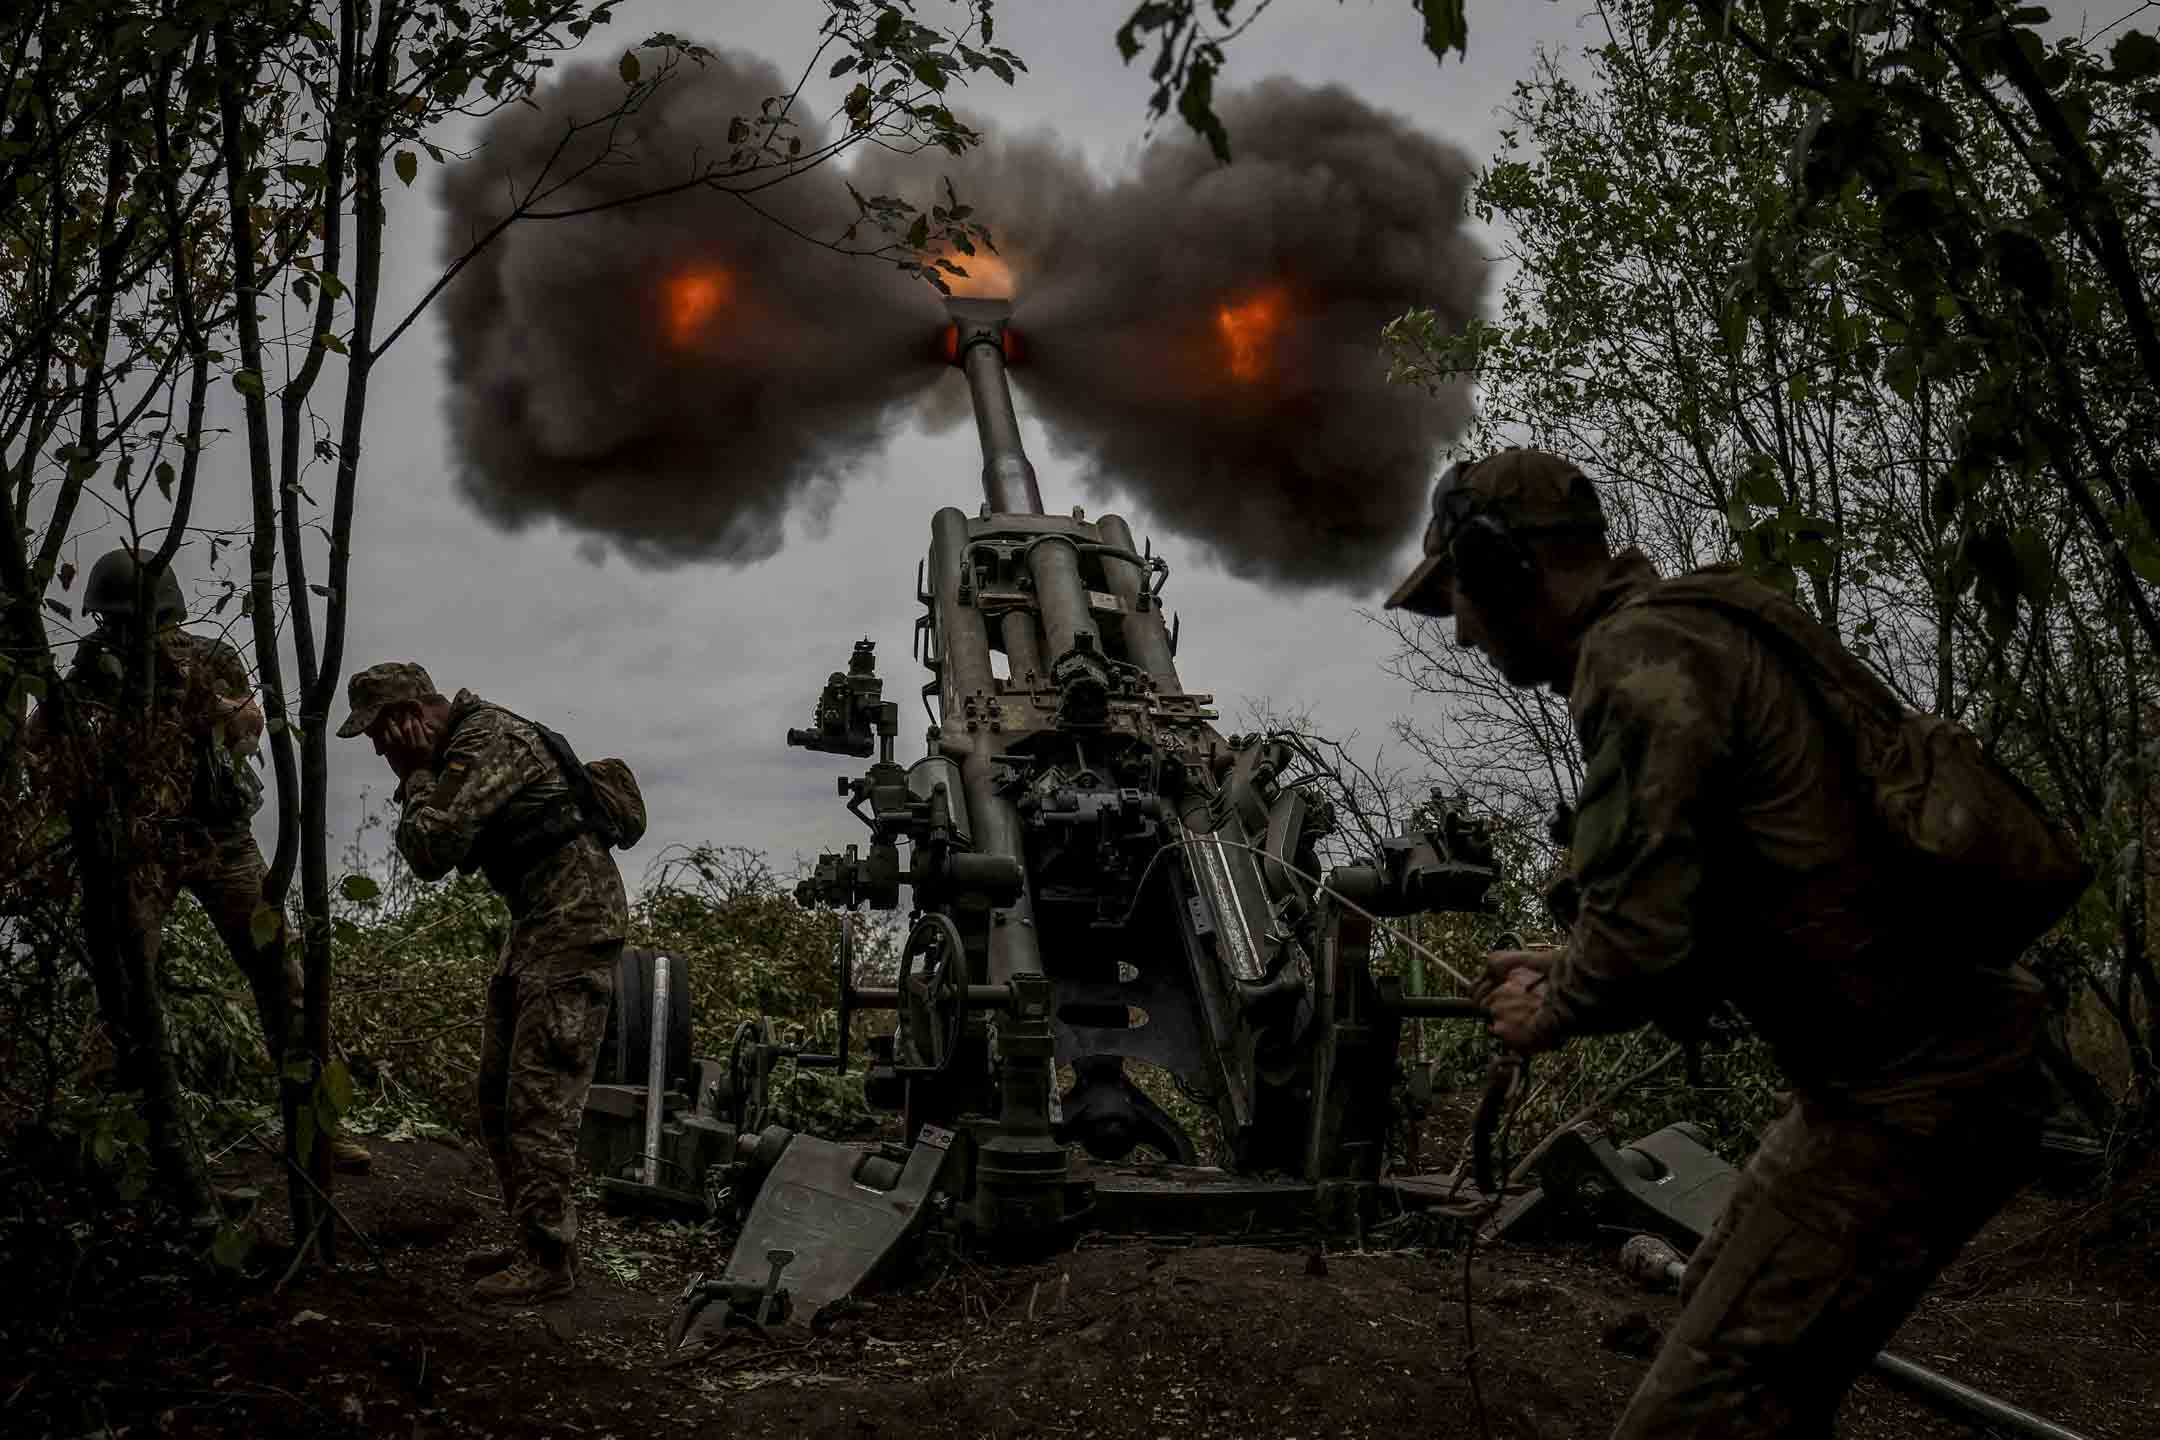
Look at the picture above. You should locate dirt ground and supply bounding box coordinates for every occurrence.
[3,1126,2156,1440]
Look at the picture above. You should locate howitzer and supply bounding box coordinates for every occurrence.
[634,296,1512,1340]
[769,299,1501,1232]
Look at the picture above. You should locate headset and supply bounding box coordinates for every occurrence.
[1432,452,1609,610]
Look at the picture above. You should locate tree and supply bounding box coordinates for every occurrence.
[1112,0,1485,159]
[4,0,1029,1261]
[1378,0,2160,1121]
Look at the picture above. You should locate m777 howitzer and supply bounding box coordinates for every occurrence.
[650,298,1506,1339]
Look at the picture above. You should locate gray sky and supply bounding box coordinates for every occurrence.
[50,1,2133,887]
[310,0,1603,881]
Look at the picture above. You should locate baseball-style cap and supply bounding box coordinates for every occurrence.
[1384,449,1607,617]
[337,661,438,738]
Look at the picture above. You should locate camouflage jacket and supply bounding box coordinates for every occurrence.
[62,625,255,825]
[68,624,251,716]
[1542,551,2042,1131]
[395,690,628,965]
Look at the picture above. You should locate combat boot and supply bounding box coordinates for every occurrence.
[462,1244,518,1277]
[470,1257,573,1305]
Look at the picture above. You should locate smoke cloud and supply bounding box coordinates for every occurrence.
[438,50,943,568]
[442,56,1481,591]
[869,79,1484,591]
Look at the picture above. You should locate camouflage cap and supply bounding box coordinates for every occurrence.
[1384,449,1607,617]
[337,661,438,738]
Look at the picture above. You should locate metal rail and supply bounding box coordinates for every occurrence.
[1629,1239,2095,1440]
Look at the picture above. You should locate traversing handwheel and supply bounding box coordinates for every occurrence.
[896,912,968,1072]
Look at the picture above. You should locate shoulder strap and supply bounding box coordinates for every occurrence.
[526,718,617,845]
[439,701,606,832]
[1625,569,1908,728]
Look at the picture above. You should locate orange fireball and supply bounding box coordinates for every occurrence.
[1216,289,1287,382]
[939,248,1016,298]
[664,268,731,345]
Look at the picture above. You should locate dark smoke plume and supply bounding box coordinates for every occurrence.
[866,79,1484,591]
[442,56,1481,590]
[438,50,943,567]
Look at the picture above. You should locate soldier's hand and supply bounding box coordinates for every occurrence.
[1485,967,1560,1054]
[378,711,432,779]
[1471,947,1556,1004]
[214,695,264,748]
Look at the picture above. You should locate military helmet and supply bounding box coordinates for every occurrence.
[83,547,186,625]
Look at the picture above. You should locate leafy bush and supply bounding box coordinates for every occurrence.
[326,817,898,1141]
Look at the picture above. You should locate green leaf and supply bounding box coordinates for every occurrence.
[2127,540,2160,585]
[250,902,282,949]
[322,1059,354,1115]
[233,369,265,399]
[619,50,640,84]
[1413,0,1469,60]
[1178,57,1231,162]
[2108,30,2160,82]
[340,873,382,903]
[210,1223,252,1270]
[905,211,929,251]
[154,461,175,498]
[318,330,347,355]
[1739,455,1784,507]
[394,149,418,187]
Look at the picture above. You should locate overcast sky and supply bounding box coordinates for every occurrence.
[50,1,2135,889]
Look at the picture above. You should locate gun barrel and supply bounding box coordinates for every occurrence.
[947,298,1042,516]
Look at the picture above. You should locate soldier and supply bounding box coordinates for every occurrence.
[1386,451,2052,1439]
[36,549,371,1174]
[340,662,627,1304]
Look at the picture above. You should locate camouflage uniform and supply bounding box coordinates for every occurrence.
[1386,452,2048,1437]
[69,626,299,1063]
[367,679,628,1273]
[1550,550,2047,1440]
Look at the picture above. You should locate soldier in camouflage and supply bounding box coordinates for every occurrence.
[341,661,627,1304]
[33,549,371,1174]
[1387,451,2048,1439]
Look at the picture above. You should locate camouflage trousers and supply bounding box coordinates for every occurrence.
[477,940,620,1269]
[131,822,300,1063]
[1613,1081,2044,1440]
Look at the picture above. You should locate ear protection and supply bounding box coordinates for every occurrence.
[1434,454,1609,611]
[1436,459,1538,608]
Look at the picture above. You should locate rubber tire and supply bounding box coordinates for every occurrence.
[595,948,693,1092]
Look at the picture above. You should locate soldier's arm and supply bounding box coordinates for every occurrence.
[1537,615,1731,1043]
[196,635,252,699]
[396,717,532,881]
[193,636,263,746]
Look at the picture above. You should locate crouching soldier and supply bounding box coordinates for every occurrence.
[1388,450,2079,1438]
[341,662,637,1303]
